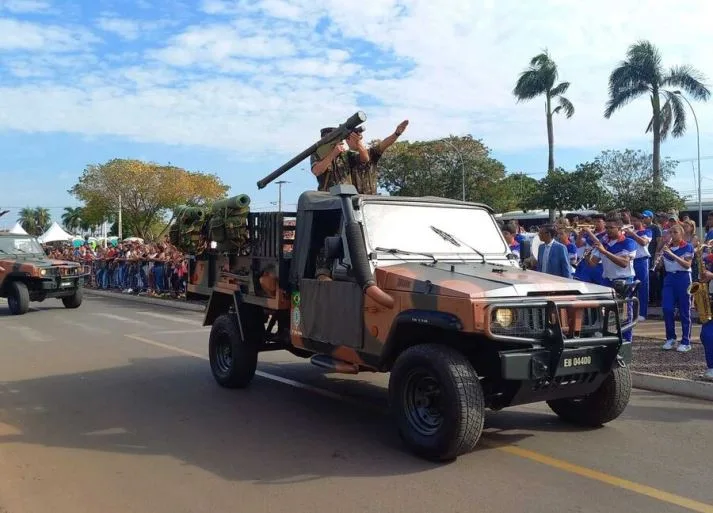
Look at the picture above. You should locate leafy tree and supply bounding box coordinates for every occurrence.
[593,148,684,213]
[513,49,574,221]
[604,40,710,188]
[526,166,610,215]
[69,158,229,241]
[499,173,540,212]
[18,207,52,236]
[376,135,511,210]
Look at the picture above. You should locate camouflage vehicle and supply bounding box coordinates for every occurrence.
[201,113,639,462]
[0,233,84,315]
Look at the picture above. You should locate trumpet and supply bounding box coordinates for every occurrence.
[622,224,634,231]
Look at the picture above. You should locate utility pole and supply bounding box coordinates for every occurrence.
[275,180,289,212]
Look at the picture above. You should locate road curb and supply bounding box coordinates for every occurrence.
[85,290,206,312]
[631,371,713,402]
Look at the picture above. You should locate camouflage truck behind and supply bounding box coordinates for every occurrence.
[199,112,640,462]
[0,233,84,315]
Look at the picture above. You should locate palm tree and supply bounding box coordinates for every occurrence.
[61,206,84,233]
[604,40,710,188]
[513,49,575,175]
[18,207,37,235]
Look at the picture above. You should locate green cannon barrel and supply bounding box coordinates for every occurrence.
[211,194,250,212]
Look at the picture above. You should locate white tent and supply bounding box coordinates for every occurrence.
[8,222,28,235]
[37,221,74,243]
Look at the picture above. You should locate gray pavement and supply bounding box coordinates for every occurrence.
[0,294,712,513]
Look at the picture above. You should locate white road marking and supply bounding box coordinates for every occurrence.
[153,329,209,334]
[3,325,51,342]
[134,311,202,325]
[91,312,154,326]
[55,318,111,334]
[123,334,367,407]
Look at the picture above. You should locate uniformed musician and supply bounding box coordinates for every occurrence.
[696,244,713,381]
[658,224,694,352]
[576,214,606,284]
[625,213,652,320]
[588,215,637,342]
[501,224,521,261]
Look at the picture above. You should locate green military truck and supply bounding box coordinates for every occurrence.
[199,113,640,462]
[0,233,85,315]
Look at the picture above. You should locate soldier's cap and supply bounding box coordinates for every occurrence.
[320,127,336,137]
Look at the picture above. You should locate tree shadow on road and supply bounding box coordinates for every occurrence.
[0,355,538,484]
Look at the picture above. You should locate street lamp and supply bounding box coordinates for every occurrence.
[674,90,703,238]
[442,138,466,201]
[275,180,289,212]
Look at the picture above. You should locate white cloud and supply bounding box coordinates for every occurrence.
[1,0,713,165]
[0,0,51,13]
[0,18,99,52]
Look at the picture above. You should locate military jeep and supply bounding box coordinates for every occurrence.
[202,184,639,462]
[0,233,84,315]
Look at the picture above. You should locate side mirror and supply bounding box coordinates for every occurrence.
[324,235,343,260]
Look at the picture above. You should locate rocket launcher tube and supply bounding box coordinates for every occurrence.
[256,111,367,190]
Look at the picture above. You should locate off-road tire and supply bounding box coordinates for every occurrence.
[546,363,632,427]
[61,286,83,309]
[208,313,258,389]
[7,281,30,315]
[388,344,485,462]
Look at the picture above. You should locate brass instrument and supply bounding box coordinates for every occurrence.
[688,245,712,322]
[573,224,595,231]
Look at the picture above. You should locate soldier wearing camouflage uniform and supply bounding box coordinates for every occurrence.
[350,119,409,195]
[310,127,369,192]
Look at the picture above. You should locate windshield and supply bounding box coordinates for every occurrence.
[0,236,45,256]
[361,201,508,260]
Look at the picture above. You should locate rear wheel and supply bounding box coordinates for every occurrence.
[62,286,83,309]
[547,363,632,427]
[388,344,485,462]
[7,281,30,315]
[209,313,259,388]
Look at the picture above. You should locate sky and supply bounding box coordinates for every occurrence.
[1,0,713,230]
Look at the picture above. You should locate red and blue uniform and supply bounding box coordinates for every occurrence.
[509,241,521,260]
[592,233,637,342]
[662,240,694,347]
[626,227,652,318]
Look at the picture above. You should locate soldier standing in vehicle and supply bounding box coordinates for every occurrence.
[310,127,369,192]
[351,119,409,195]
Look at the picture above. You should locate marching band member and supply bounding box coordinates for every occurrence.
[501,224,521,260]
[579,214,607,285]
[588,215,637,342]
[625,213,652,320]
[658,224,694,352]
[696,245,713,381]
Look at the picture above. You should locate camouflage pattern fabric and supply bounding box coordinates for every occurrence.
[310,150,361,192]
[351,144,384,195]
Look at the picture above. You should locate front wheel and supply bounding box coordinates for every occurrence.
[208,313,258,388]
[388,344,485,462]
[547,363,632,427]
[62,286,83,309]
[7,281,30,315]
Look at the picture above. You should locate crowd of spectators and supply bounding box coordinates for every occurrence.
[44,238,189,298]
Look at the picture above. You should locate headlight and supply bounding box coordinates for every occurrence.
[40,269,46,276]
[495,308,514,327]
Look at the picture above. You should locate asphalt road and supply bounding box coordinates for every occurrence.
[1,294,712,513]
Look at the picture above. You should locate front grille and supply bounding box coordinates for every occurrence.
[489,305,605,340]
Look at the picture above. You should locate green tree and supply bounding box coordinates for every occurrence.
[69,158,230,241]
[513,49,574,220]
[604,40,710,188]
[499,173,540,212]
[18,207,52,236]
[527,166,610,215]
[376,135,511,210]
[593,148,683,212]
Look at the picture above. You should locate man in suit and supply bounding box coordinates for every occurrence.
[535,225,572,278]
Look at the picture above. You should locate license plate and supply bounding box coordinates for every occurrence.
[61,281,72,287]
[559,349,596,370]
